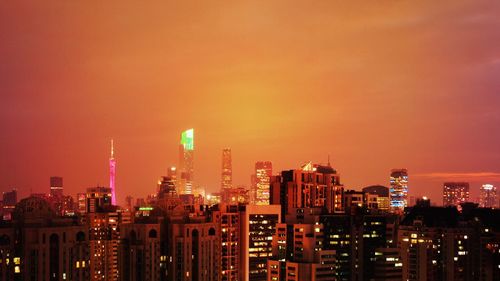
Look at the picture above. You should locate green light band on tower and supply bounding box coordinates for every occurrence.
[181,128,194,150]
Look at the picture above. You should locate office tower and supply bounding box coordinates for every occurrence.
[0,196,90,281]
[110,140,117,205]
[49,176,73,216]
[221,148,233,189]
[240,204,281,281]
[443,182,470,206]
[86,187,120,281]
[2,188,17,220]
[179,129,194,194]
[77,193,86,213]
[50,176,64,198]
[220,204,241,281]
[253,161,273,205]
[480,184,497,208]
[389,169,408,212]
[363,185,390,210]
[269,162,344,217]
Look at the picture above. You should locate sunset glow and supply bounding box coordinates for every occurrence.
[1,1,499,204]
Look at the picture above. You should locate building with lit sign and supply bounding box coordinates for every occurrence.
[179,129,195,195]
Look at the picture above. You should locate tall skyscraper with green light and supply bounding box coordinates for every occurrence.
[179,129,194,194]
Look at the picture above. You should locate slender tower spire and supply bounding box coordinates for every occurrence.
[109,139,117,205]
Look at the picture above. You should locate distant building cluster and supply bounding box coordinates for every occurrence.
[0,129,498,281]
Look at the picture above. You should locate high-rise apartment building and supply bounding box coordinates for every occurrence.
[179,129,194,194]
[267,208,337,281]
[480,184,497,208]
[252,161,272,205]
[240,205,281,281]
[221,148,233,190]
[270,162,344,217]
[119,218,164,281]
[85,186,120,281]
[268,221,337,281]
[443,182,470,206]
[390,169,408,212]
[320,211,391,281]
[219,204,241,281]
[166,214,219,281]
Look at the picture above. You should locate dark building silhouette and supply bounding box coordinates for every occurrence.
[0,196,89,281]
[399,205,500,281]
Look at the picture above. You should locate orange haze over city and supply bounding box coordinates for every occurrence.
[1,1,500,205]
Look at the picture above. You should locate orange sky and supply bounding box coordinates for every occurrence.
[1,1,500,205]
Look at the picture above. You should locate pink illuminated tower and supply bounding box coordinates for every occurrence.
[110,139,117,205]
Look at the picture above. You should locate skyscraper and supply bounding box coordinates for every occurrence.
[253,161,272,205]
[179,128,194,194]
[443,182,470,206]
[269,162,344,216]
[50,176,64,198]
[479,184,497,208]
[389,169,408,212]
[110,140,117,205]
[221,148,232,189]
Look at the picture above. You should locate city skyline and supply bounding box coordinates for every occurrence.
[1,2,499,281]
[1,129,499,205]
[2,1,500,205]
